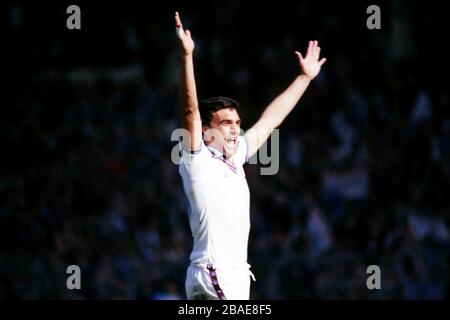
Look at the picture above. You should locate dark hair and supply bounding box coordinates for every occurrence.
[199,96,240,126]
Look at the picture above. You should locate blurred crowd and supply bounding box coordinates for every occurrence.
[1,1,449,299]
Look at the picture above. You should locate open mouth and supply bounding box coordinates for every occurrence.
[225,137,238,148]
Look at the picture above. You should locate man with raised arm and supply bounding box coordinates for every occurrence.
[174,11,326,300]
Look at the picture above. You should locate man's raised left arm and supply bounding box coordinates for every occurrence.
[244,40,326,158]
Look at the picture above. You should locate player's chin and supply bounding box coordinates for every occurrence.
[223,143,238,157]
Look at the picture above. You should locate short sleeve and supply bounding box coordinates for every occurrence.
[179,140,209,166]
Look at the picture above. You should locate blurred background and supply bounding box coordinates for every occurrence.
[1,0,449,299]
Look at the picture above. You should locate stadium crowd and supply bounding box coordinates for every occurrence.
[1,1,448,299]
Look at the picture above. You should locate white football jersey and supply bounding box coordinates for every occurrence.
[179,136,250,268]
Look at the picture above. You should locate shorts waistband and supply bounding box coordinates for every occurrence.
[191,262,256,281]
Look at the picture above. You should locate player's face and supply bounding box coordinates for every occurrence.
[203,108,241,158]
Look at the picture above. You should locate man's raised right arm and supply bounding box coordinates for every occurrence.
[175,11,202,151]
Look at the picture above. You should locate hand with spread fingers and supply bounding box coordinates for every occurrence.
[295,40,327,80]
[175,11,195,57]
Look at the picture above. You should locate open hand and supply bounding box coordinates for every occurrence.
[295,41,326,80]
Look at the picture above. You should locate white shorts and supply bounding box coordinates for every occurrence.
[185,263,255,300]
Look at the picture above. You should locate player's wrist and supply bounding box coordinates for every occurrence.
[181,51,194,58]
[297,73,313,82]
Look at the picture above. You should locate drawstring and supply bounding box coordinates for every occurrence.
[249,269,256,282]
